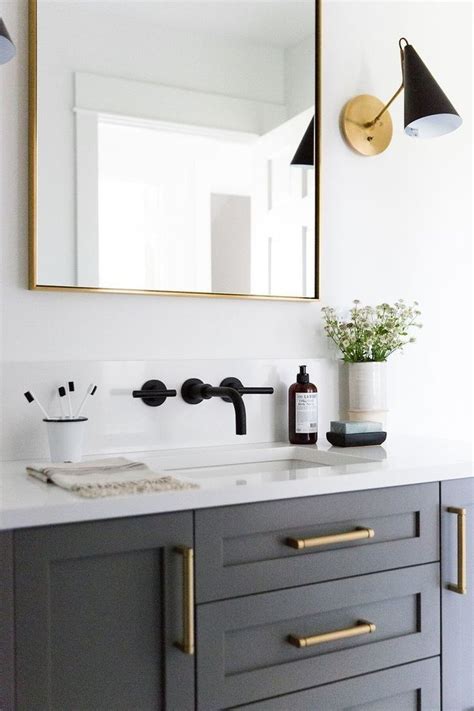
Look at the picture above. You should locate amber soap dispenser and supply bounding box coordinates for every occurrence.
[288,365,318,444]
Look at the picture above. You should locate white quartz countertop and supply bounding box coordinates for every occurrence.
[1,437,472,530]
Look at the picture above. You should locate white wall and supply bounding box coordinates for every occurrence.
[321,0,472,440]
[0,0,472,455]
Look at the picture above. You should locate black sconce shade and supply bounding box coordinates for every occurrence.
[0,18,15,64]
[403,43,462,138]
[291,117,314,166]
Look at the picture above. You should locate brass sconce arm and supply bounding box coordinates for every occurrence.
[365,38,408,129]
[365,82,404,128]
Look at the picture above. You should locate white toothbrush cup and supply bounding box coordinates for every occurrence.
[44,418,88,463]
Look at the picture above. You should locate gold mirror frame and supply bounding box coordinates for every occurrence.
[28,0,321,301]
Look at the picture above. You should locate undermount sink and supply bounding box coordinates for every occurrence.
[157,445,378,488]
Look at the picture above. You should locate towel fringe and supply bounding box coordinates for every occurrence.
[71,476,198,499]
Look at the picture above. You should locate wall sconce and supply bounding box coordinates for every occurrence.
[0,18,16,64]
[291,117,314,166]
[341,38,462,156]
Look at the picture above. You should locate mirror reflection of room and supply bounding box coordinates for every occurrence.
[36,0,317,297]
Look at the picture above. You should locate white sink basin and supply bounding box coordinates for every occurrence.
[156,445,377,488]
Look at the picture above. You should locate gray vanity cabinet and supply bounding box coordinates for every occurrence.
[195,483,439,601]
[441,478,474,711]
[235,658,441,711]
[197,564,439,709]
[195,483,442,710]
[13,512,194,711]
[0,532,14,711]
[3,478,474,711]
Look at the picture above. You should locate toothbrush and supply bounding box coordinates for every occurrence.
[58,386,67,418]
[24,391,50,419]
[67,381,75,418]
[75,384,97,418]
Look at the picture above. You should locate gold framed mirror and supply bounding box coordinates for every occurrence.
[29,0,320,300]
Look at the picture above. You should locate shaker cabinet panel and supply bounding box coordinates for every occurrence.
[235,657,441,711]
[195,483,439,601]
[441,477,474,711]
[197,563,440,709]
[14,513,194,711]
[0,532,14,711]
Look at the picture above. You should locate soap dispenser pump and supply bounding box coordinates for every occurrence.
[288,365,318,445]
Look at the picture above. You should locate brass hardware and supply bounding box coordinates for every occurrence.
[286,526,374,550]
[27,0,321,300]
[175,546,195,655]
[341,36,408,156]
[288,619,376,648]
[447,507,467,595]
[367,83,404,128]
[341,94,393,156]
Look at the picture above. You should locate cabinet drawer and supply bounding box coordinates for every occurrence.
[197,564,440,709]
[235,657,440,710]
[195,483,439,601]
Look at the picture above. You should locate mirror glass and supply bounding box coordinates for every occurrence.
[33,0,318,299]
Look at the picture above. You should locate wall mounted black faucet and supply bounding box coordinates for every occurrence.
[181,377,274,435]
[132,380,177,407]
[181,379,247,435]
[219,378,274,400]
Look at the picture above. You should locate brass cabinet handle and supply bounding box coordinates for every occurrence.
[447,507,467,595]
[175,546,195,654]
[288,619,376,648]
[286,526,374,550]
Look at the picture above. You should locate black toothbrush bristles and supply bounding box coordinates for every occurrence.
[24,390,49,418]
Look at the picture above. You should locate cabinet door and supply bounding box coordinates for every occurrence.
[441,478,474,711]
[14,512,194,711]
[0,532,14,711]
[196,484,439,601]
[197,564,439,709]
[235,658,441,710]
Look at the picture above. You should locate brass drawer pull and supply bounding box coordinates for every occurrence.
[286,526,374,550]
[447,507,467,595]
[288,619,376,648]
[175,546,195,654]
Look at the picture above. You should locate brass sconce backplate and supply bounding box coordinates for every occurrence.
[341,94,393,156]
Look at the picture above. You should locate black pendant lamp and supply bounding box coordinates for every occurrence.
[0,18,16,65]
[291,116,314,166]
[341,38,462,156]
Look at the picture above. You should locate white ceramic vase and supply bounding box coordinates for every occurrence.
[347,361,387,424]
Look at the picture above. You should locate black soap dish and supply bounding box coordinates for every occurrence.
[326,431,387,447]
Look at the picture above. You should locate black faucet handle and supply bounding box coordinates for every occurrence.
[132,380,177,407]
[219,377,274,401]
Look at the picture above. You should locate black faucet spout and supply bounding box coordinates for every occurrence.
[202,385,247,435]
[180,379,247,435]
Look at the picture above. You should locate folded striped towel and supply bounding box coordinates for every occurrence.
[26,457,198,499]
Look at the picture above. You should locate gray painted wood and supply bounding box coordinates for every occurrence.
[14,512,194,711]
[197,563,440,709]
[234,657,441,710]
[441,477,474,711]
[195,483,439,602]
[0,532,15,711]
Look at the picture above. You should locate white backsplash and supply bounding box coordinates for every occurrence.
[1,358,338,461]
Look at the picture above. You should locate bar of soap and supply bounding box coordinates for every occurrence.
[330,420,383,434]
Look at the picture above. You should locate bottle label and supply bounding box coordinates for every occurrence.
[295,393,318,433]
